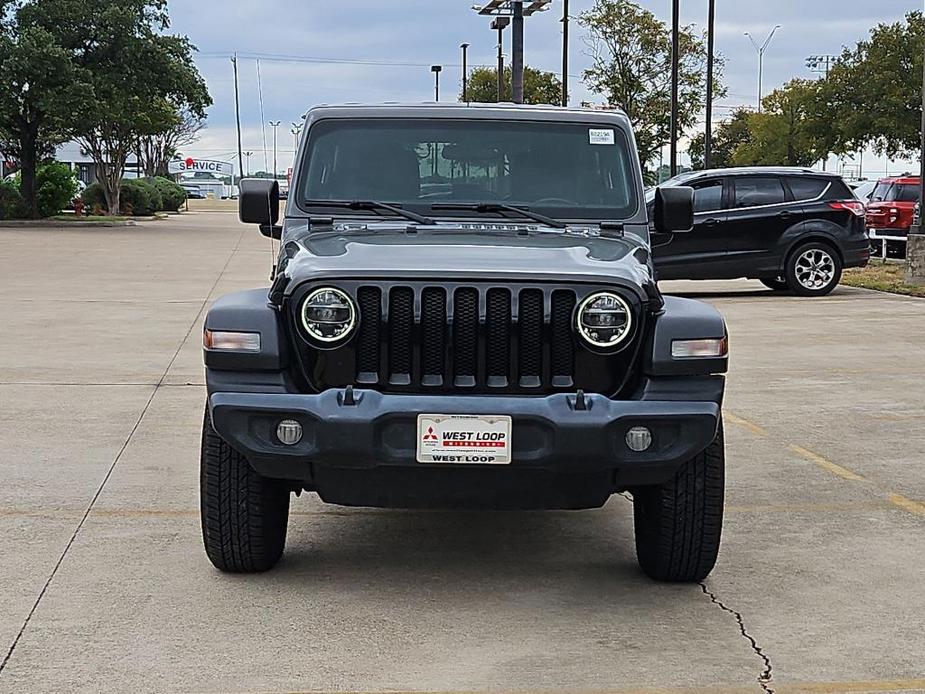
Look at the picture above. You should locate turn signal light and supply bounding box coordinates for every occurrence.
[203,330,261,352]
[671,337,728,359]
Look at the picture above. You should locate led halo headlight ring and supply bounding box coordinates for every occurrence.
[300,286,357,345]
[575,291,634,352]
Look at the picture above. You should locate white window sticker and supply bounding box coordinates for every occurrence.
[589,128,615,145]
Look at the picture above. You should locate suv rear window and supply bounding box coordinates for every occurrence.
[871,182,921,203]
[786,177,829,201]
[300,118,639,220]
[733,177,786,208]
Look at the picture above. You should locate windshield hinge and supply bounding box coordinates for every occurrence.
[309,216,334,228]
[600,221,625,237]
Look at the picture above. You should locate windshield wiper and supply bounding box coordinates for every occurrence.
[430,202,567,229]
[304,199,436,225]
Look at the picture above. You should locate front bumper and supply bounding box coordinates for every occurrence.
[209,387,721,487]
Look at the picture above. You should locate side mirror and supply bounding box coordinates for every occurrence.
[239,178,280,237]
[653,186,694,233]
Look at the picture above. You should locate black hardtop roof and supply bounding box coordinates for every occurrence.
[301,102,633,128]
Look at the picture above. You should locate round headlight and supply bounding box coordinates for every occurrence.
[576,291,633,350]
[301,287,356,343]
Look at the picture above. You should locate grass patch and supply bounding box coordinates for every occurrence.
[842,261,925,298]
[50,214,132,222]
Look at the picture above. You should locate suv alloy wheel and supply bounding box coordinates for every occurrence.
[786,242,843,297]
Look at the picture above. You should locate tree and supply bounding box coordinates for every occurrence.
[138,104,205,177]
[824,11,924,158]
[0,3,89,217]
[579,0,724,171]
[65,0,210,214]
[463,65,562,105]
[732,81,829,167]
[688,108,753,170]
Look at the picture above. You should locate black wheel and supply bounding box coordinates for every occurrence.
[200,406,290,572]
[760,278,790,291]
[632,419,724,583]
[785,241,843,296]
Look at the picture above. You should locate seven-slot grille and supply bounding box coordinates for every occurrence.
[352,284,578,393]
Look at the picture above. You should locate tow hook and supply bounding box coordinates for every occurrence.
[339,385,358,406]
[572,389,589,411]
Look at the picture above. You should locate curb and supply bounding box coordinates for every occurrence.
[0,219,137,228]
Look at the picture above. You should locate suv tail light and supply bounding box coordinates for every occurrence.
[829,200,866,217]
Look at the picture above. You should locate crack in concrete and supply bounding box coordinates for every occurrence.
[0,226,248,678]
[699,583,774,694]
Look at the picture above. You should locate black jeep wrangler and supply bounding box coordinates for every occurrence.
[201,104,728,582]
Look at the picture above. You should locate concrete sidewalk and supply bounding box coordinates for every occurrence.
[0,213,923,693]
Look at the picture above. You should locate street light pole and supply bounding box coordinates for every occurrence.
[244,151,253,177]
[511,0,524,103]
[745,25,782,112]
[704,0,716,169]
[268,121,280,179]
[669,0,680,177]
[491,17,510,101]
[475,2,549,104]
[561,0,569,106]
[431,64,442,101]
[460,43,470,102]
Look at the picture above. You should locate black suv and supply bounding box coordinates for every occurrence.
[650,167,870,296]
[201,104,729,583]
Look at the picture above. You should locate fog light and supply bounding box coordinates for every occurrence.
[626,426,652,452]
[276,419,302,445]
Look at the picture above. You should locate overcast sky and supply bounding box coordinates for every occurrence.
[169,0,923,177]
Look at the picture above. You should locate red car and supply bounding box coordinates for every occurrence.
[866,176,920,255]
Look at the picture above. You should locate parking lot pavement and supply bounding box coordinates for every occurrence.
[1,212,923,694]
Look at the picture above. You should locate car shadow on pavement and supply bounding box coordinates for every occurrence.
[258,499,677,594]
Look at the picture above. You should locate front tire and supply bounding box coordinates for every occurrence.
[200,407,290,572]
[632,420,724,583]
[786,242,842,296]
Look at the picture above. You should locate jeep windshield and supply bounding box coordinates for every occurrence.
[298,118,639,223]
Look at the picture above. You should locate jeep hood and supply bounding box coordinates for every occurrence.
[277,223,656,300]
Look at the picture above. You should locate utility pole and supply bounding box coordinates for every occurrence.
[269,121,280,179]
[231,54,244,180]
[745,26,782,112]
[431,65,442,101]
[474,2,550,104]
[669,0,680,177]
[491,16,510,101]
[704,0,716,169]
[561,0,569,106]
[460,43,470,102]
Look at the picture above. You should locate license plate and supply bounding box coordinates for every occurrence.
[416,414,512,464]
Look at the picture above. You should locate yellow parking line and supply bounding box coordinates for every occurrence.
[788,444,866,482]
[776,678,925,693]
[253,679,925,694]
[725,412,768,437]
[725,500,890,514]
[888,493,925,517]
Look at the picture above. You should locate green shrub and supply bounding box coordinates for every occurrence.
[119,178,157,216]
[81,178,164,216]
[35,162,79,217]
[149,176,186,211]
[81,182,106,213]
[0,180,26,219]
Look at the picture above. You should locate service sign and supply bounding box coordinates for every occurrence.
[416,414,512,464]
[168,158,233,177]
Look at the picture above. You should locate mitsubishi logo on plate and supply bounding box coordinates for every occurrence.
[423,426,438,441]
